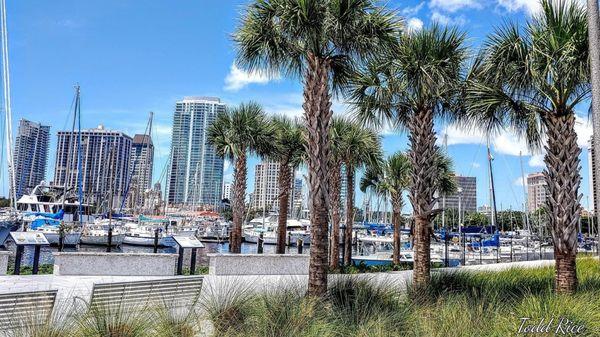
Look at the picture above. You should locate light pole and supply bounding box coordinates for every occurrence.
[458,187,463,235]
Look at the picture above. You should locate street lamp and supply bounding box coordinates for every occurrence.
[458,187,463,235]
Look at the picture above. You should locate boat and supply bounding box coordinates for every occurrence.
[80,220,125,246]
[122,215,176,247]
[23,209,81,246]
[243,216,310,245]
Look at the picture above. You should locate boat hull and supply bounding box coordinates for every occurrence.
[122,235,176,247]
[43,232,81,246]
[80,234,124,246]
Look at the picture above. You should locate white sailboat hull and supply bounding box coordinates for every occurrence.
[80,234,124,246]
[122,235,176,247]
[43,232,81,246]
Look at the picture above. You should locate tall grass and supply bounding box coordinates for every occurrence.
[4,258,599,336]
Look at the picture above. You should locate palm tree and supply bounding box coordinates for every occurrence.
[588,0,600,227]
[339,121,382,266]
[269,116,305,254]
[348,25,467,287]
[207,102,274,253]
[465,0,588,294]
[234,0,400,296]
[360,152,410,265]
[328,117,347,269]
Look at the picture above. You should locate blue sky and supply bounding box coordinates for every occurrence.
[4,0,594,212]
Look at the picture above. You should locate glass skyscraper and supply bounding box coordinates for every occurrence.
[167,96,225,208]
[13,119,50,199]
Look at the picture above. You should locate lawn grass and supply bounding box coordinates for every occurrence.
[3,258,599,337]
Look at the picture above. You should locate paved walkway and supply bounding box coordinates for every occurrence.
[0,259,556,304]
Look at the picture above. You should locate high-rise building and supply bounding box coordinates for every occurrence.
[443,175,477,213]
[126,134,154,207]
[290,177,303,217]
[222,182,232,201]
[167,97,225,208]
[527,172,547,212]
[13,119,50,198]
[589,136,598,214]
[54,125,132,208]
[251,160,280,211]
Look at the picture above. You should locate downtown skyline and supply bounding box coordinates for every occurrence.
[2,0,595,211]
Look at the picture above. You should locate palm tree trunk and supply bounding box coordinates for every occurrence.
[407,108,437,288]
[304,53,333,297]
[276,160,291,254]
[588,0,600,248]
[230,152,247,254]
[545,113,581,294]
[391,195,402,265]
[343,167,355,266]
[329,165,341,269]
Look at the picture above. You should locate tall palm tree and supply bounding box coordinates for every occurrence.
[465,0,589,294]
[328,117,347,269]
[588,0,600,224]
[270,116,305,254]
[234,0,400,296]
[207,102,274,253]
[348,25,467,287]
[360,151,410,265]
[339,121,382,266]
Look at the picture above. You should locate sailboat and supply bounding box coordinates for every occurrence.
[0,0,21,245]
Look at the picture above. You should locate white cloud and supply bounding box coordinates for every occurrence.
[528,154,545,168]
[430,0,483,13]
[402,2,425,16]
[575,114,593,148]
[430,12,467,26]
[471,162,481,168]
[513,177,526,186]
[224,64,280,91]
[497,0,584,15]
[406,18,424,32]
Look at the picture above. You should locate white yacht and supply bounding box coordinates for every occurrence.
[80,219,125,246]
[243,216,310,245]
[122,216,176,247]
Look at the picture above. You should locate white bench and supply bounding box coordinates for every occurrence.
[0,290,57,331]
[88,276,204,313]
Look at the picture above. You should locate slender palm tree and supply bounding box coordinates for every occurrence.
[360,151,410,265]
[234,0,400,296]
[328,117,347,269]
[465,0,588,294]
[348,25,467,287]
[270,116,305,254]
[588,0,600,222]
[207,102,274,253]
[339,121,382,266]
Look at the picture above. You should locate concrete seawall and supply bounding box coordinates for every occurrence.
[208,254,309,275]
[53,252,178,276]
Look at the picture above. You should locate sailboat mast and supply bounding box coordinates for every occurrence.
[487,140,498,229]
[1,0,16,210]
[140,111,153,214]
[62,86,80,213]
[519,151,530,232]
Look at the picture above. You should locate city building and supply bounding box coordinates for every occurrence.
[167,97,225,208]
[54,125,132,208]
[126,134,154,208]
[290,177,303,217]
[442,175,477,213]
[588,136,598,214]
[251,160,280,211]
[251,159,302,213]
[222,182,232,201]
[527,172,548,212]
[478,204,492,216]
[13,119,50,198]
[143,182,164,214]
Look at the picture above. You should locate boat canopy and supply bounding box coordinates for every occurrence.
[24,209,64,220]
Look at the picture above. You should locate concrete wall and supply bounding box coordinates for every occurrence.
[53,252,178,276]
[0,251,9,275]
[208,254,309,275]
